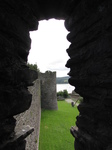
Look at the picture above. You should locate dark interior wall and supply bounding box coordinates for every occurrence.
[65,1,112,150]
[0,1,38,149]
[26,0,79,20]
[0,0,112,150]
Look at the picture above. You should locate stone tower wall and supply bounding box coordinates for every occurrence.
[39,71,58,110]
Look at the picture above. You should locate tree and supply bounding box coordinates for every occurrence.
[63,90,69,98]
[57,91,63,97]
[57,89,69,98]
[27,63,40,72]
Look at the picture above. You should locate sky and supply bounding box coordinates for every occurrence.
[28,19,71,77]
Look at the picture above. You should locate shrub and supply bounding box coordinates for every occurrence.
[27,63,40,72]
[63,90,69,98]
[57,91,63,97]
[57,89,69,99]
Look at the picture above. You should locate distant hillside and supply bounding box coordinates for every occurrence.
[56,76,69,84]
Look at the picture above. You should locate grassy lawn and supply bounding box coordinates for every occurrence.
[39,101,79,150]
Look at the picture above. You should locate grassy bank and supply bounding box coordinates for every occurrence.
[39,101,79,150]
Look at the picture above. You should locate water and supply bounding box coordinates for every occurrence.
[56,84,75,94]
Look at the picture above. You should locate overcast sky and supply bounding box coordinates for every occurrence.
[28,19,70,77]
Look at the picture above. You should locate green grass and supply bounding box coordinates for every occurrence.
[39,101,79,150]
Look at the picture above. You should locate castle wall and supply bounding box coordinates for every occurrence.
[15,79,41,150]
[14,72,58,150]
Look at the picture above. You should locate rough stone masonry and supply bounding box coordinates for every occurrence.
[38,71,58,110]
[0,0,112,150]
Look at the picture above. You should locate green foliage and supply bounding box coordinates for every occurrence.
[27,63,40,72]
[57,89,69,98]
[39,101,79,150]
[57,91,63,97]
[63,90,69,98]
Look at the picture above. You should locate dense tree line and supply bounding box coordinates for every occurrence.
[57,90,69,98]
[27,63,40,72]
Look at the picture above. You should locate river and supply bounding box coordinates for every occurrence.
[56,83,75,94]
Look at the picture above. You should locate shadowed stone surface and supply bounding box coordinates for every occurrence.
[0,1,38,149]
[65,0,112,149]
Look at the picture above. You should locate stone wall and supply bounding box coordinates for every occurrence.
[14,72,57,150]
[39,71,58,110]
[65,1,112,149]
[0,1,38,149]
[15,79,41,150]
